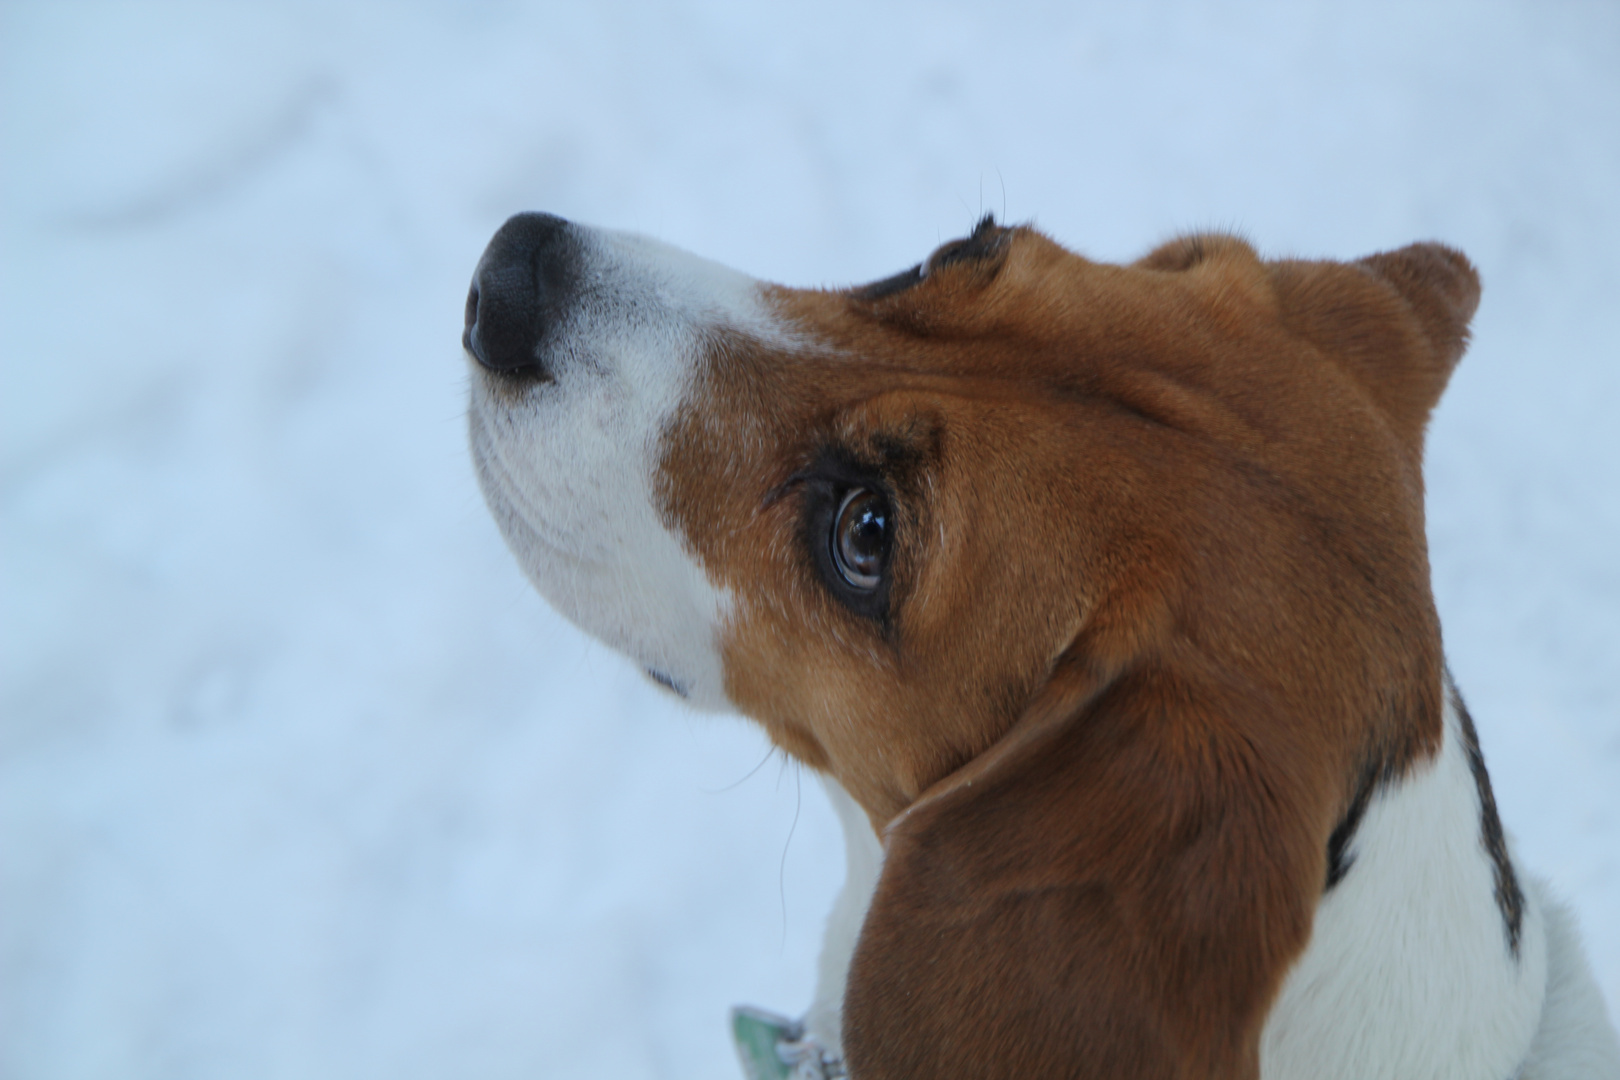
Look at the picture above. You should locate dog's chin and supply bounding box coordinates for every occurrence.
[467,396,735,713]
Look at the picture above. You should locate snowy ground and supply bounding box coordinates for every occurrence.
[2,2,1616,1077]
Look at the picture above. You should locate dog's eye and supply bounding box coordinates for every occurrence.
[831,488,891,590]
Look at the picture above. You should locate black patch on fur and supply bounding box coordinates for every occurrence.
[1448,673,1525,956]
[1325,754,1392,890]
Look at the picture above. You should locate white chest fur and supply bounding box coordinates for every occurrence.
[1260,692,1548,1079]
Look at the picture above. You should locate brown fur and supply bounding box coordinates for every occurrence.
[656,224,1478,1078]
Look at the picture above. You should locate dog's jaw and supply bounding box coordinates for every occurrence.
[465,224,783,712]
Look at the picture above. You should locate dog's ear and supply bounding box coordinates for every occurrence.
[1136,232,1259,273]
[842,651,1324,1080]
[1357,242,1480,365]
[1269,243,1480,456]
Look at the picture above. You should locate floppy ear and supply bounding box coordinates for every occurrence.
[1269,243,1480,457]
[1357,242,1480,370]
[841,652,1324,1080]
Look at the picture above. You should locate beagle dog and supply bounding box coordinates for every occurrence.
[462,213,1619,1079]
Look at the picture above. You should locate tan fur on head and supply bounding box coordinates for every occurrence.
[654,223,1479,1078]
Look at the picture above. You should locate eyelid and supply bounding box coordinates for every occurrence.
[762,469,813,510]
[853,265,923,301]
[920,240,966,278]
[852,218,1005,300]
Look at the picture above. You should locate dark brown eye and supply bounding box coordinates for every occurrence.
[831,488,891,590]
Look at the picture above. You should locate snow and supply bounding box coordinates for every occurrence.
[2,1,1616,1076]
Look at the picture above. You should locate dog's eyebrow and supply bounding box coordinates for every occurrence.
[761,469,815,510]
[761,437,918,511]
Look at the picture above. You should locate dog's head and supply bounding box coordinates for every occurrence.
[465,214,1479,1078]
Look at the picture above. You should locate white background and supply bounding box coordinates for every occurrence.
[2,2,1616,1077]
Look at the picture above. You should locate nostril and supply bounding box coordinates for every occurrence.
[462,283,483,360]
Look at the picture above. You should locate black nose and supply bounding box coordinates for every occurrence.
[463,212,579,378]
